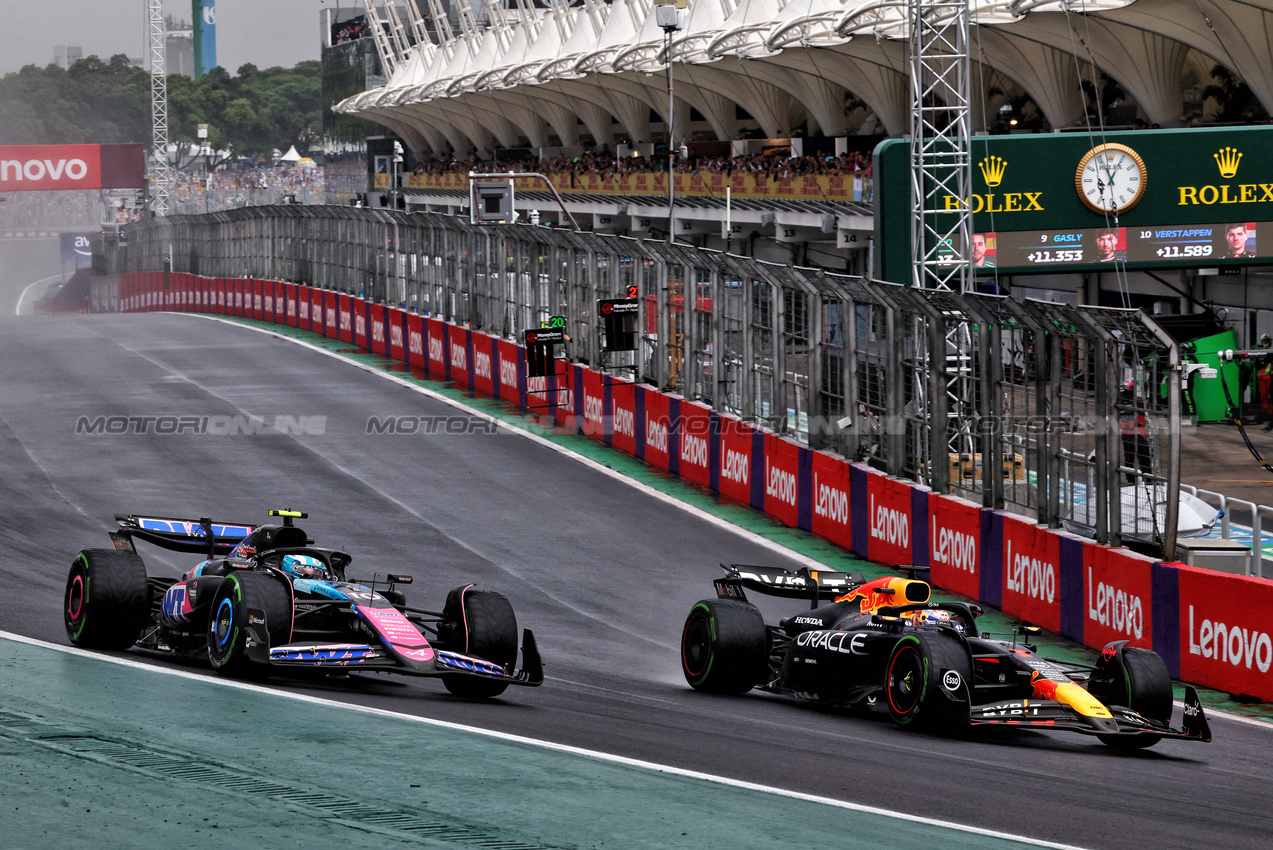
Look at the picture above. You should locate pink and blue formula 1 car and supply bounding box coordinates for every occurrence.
[64,509,542,698]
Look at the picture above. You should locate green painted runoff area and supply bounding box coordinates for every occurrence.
[217,314,1273,724]
[3,637,1056,850]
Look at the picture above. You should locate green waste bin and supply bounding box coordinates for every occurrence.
[1187,329,1239,423]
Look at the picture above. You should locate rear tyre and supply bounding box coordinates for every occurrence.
[1091,644,1173,750]
[207,570,292,676]
[885,631,972,731]
[439,587,518,698]
[680,599,768,694]
[64,549,150,650]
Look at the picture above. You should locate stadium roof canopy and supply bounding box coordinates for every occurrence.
[335,0,1273,156]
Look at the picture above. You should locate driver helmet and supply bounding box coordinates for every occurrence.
[280,554,326,580]
[910,608,951,629]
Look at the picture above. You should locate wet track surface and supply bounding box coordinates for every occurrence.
[0,313,1269,850]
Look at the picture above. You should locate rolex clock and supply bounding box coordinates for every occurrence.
[1075,143,1148,214]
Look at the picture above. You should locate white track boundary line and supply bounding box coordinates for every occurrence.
[185,313,835,572]
[16,275,60,316]
[0,629,1086,850]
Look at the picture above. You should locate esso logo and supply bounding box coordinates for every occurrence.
[942,670,963,691]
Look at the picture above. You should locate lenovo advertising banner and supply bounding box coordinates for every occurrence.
[810,451,853,551]
[425,318,446,378]
[387,308,406,362]
[927,493,983,599]
[677,399,713,489]
[610,380,638,455]
[763,433,802,528]
[338,294,354,343]
[0,144,144,192]
[1173,564,1273,701]
[407,313,426,369]
[472,333,496,396]
[448,325,470,387]
[862,468,915,566]
[716,414,756,507]
[1081,544,1154,651]
[496,339,523,407]
[580,368,604,438]
[354,300,368,349]
[641,388,672,470]
[999,513,1063,633]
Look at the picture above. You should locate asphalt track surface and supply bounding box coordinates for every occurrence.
[1,313,1269,850]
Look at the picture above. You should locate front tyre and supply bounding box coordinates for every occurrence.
[64,549,150,650]
[885,631,972,731]
[680,599,768,694]
[207,570,292,676]
[1091,642,1173,750]
[439,587,518,699]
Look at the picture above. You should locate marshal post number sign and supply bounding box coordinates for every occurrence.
[874,126,1273,280]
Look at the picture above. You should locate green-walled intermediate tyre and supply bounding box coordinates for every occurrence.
[681,599,768,694]
[64,549,150,650]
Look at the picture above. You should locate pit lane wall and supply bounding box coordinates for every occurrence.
[117,271,1273,703]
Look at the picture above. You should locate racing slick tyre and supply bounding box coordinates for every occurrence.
[1090,643,1173,750]
[438,587,518,699]
[885,631,973,731]
[680,599,768,694]
[64,548,150,650]
[207,570,292,676]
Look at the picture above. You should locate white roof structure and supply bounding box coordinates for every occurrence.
[334,0,1273,155]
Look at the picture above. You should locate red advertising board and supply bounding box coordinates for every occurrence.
[717,415,754,505]
[338,294,353,343]
[250,280,263,320]
[927,493,982,599]
[1082,544,1154,651]
[810,451,852,551]
[354,299,368,350]
[677,399,712,488]
[580,368,604,439]
[1000,513,1062,633]
[214,278,227,314]
[0,144,101,192]
[1175,564,1273,701]
[407,313,425,369]
[320,290,336,337]
[370,306,388,356]
[387,308,405,362]
[553,362,576,428]
[448,325,470,386]
[610,379,637,455]
[425,318,446,376]
[471,333,495,395]
[283,283,297,326]
[763,433,800,528]
[263,281,276,323]
[642,387,672,471]
[497,339,521,406]
[232,278,244,316]
[864,469,914,567]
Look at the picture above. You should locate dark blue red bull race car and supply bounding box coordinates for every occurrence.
[681,564,1211,749]
[64,510,542,698]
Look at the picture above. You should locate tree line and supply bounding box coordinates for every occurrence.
[0,55,321,159]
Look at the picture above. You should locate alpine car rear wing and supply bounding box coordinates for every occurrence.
[715,564,866,608]
[113,514,256,558]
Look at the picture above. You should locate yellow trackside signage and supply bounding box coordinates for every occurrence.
[1177,145,1273,205]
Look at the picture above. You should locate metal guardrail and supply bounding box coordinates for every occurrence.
[114,205,1182,555]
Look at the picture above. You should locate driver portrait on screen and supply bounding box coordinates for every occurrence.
[1224,223,1255,258]
[1096,228,1125,262]
[971,232,994,268]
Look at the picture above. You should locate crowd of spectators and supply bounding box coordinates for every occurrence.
[170,164,326,214]
[417,147,872,182]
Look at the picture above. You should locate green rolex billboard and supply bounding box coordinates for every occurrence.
[874,126,1273,282]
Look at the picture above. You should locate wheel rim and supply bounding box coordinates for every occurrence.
[682,612,712,679]
[66,572,85,622]
[888,644,924,717]
[212,597,235,652]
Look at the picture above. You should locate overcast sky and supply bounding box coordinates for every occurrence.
[0,0,334,76]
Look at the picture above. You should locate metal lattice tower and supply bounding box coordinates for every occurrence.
[908,0,975,488]
[148,0,172,216]
[908,0,971,293]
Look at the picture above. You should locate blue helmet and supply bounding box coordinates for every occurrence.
[280,554,327,580]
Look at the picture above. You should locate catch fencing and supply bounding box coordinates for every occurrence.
[117,205,1182,556]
